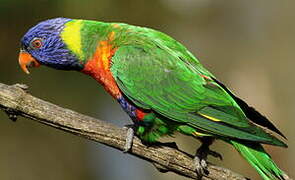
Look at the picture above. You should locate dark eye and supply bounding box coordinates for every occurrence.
[30,38,43,49]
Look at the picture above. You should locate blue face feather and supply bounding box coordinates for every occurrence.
[20,18,83,71]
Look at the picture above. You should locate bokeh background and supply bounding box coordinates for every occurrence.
[0,0,294,179]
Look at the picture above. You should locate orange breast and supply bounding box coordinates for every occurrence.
[81,33,121,98]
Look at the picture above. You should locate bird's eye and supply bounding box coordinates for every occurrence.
[30,38,43,49]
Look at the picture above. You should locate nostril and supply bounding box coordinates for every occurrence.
[27,61,35,68]
[33,60,41,67]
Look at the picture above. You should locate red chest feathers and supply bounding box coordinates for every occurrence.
[81,37,121,98]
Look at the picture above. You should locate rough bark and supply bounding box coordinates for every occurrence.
[0,82,248,180]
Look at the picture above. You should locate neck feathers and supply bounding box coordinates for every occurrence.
[61,19,110,63]
[61,20,85,60]
[62,19,125,98]
[80,26,121,98]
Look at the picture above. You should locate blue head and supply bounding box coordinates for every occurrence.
[19,18,83,73]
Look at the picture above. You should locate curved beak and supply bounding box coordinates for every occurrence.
[18,50,40,74]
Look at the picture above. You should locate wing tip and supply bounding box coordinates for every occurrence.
[212,78,288,140]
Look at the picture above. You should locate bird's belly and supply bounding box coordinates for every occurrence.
[117,96,155,125]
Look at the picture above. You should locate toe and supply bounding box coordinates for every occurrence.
[208,150,223,160]
[123,127,134,153]
[194,156,208,177]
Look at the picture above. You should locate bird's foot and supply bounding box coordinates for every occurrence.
[194,137,222,179]
[122,124,135,153]
[194,155,208,178]
[194,147,223,177]
[206,149,223,160]
[4,107,19,122]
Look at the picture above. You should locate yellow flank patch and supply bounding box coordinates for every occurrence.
[192,131,205,137]
[199,113,221,122]
[61,20,84,59]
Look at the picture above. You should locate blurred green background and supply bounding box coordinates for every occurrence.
[0,0,294,179]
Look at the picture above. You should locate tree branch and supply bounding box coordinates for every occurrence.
[0,82,248,180]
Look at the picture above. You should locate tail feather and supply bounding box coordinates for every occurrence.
[230,140,290,180]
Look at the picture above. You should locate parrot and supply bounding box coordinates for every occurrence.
[18,18,290,180]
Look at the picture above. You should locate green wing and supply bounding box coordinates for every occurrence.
[110,33,286,147]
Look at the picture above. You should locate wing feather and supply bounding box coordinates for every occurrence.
[110,36,286,147]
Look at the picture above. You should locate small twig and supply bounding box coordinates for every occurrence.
[0,82,248,180]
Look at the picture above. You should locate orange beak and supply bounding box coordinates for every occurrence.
[18,50,40,74]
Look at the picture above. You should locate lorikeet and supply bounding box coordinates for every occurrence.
[19,18,290,180]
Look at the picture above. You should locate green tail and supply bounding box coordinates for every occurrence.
[230,140,289,180]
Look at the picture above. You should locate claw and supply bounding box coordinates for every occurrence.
[194,156,208,178]
[194,137,222,178]
[4,107,19,122]
[123,126,135,153]
[207,150,223,160]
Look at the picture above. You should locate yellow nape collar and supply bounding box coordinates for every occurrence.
[61,20,84,60]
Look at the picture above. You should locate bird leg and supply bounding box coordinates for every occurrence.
[4,107,19,122]
[122,124,136,153]
[194,137,222,178]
